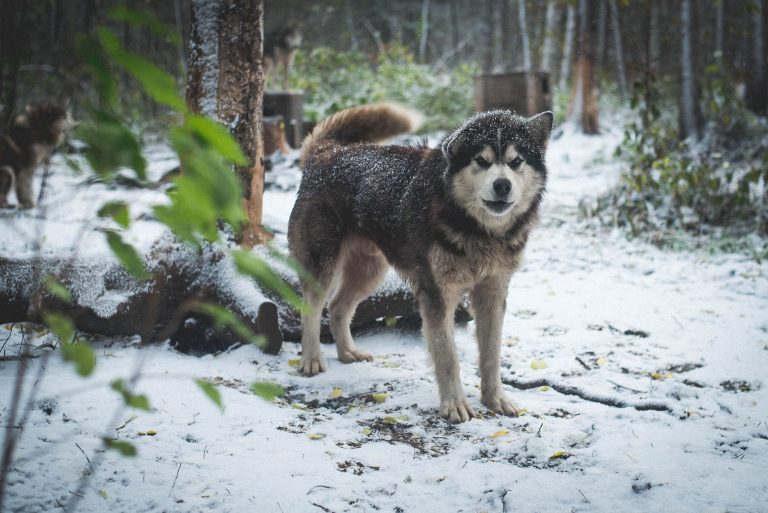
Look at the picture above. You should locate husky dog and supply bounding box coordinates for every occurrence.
[264,24,302,90]
[288,104,553,422]
[0,102,75,208]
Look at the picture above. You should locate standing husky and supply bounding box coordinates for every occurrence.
[264,24,302,90]
[0,102,74,208]
[288,104,553,422]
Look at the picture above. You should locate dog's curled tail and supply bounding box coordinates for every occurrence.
[301,103,422,164]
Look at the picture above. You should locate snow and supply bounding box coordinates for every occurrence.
[2,121,768,512]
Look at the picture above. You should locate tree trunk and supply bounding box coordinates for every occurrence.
[419,0,431,63]
[345,0,359,52]
[484,0,496,73]
[595,0,607,77]
[540,0,560,76]
[500,0,512,69]
[569,0,599,134]
[186,0,267,246]
[679,0,701,140]
[747,0,767,115]
[649,0,660,74]
[714,0,724,60]
[517,0,535,115]
[609,0,628,99]
[450,0,460,55]
[559,3,576,91]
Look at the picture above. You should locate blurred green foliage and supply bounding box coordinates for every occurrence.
[285,44,477,132]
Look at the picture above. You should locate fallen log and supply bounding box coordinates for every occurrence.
[0,239,457,354]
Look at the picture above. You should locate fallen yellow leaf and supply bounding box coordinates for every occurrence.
[382,362,400,368]
[530,359,548,370]
[596,357,609,366]
[146,429,157,436]
[372,393,388,403]
[329,387,343,399]
[491,430,510,438]
[291,403,310,411]
[548,451,572,460]
[383,415,398,425]
[288,358,300,368]
[538,385,550,392]
[307,433,323,440]
[361,427,373,436]
[650,371,672,380]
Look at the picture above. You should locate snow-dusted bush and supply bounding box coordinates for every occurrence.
[287,44,476,132]
[597,68,768,246]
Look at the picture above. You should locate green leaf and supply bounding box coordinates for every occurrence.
[45,276,72,303]
[109,5,182,46]
[103,438,137,457]
[195,379,223,410]
[231,249,306,313]
[97,28,185,112]
[61,340,96,377]
[111,379,151,411]
[251,381,285,401]
[106,231,149,280]
[98,201,130,228]
[192,303,265,348]
[77,109,146,180]
[43,312,74,344]
[185,115,248,165]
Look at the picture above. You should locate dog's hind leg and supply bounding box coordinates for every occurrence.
[0,166,13,207]
[470,273,520,416]
[417,277,475,423]
[328,238,387,364]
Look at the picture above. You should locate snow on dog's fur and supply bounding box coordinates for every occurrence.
[289,103,553,422]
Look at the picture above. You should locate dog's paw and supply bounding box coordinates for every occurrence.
[18,201,35,209]
[338,348,373,363]
[481,391,521,417]
[439,396,476,423]
[298,354,326,376]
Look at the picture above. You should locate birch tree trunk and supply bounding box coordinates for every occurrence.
[517,0,535,115]
[540,0,560,76]
[484,0,496,72]
[746,0,767,115]
[559,3,576,91]
[186,0,268,246]
[679,0,701,140]
[609,0,628,99]
[418,0,430,63]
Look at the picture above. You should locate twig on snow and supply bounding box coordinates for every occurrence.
[170,462,182,495]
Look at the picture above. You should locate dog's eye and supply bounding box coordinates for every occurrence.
[508,156,524,169]
[474,157,491,169]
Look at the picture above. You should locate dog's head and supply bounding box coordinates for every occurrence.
[19,101,76,145]
[441,110,553,230]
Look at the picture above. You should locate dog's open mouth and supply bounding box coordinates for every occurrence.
[483,199,513,214]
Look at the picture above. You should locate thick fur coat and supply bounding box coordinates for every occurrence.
[0,102,74,208]
[289,103,553,422]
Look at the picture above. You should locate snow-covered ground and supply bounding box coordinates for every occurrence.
[2,122,768,513]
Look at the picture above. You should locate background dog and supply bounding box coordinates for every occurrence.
[0,102,74,208]
[264,24,302,90]
[289,104,553,423]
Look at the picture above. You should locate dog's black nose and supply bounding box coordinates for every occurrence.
[493,178,512,197]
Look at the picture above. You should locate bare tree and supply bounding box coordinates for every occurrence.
[679,0,701,140]
[484,0,496,72]
[714,0,724,60]
[517,0,536,115]
[649,0,661,73]
[746,0,767,115]
[540,0,560,76]
[595,0,607,75]
[569,0,599,134]
[500,0,513,68]
[187,0,268,245]
[418,0,431,63]
[609,0,628,99]
[559,2,576,91]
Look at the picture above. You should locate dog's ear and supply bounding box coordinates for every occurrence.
[441,129,466,160]
[526,111,554,151]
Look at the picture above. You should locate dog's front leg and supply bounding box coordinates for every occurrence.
[471,274,521,416]
[419,285,475,423]
[15,167,36,208]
